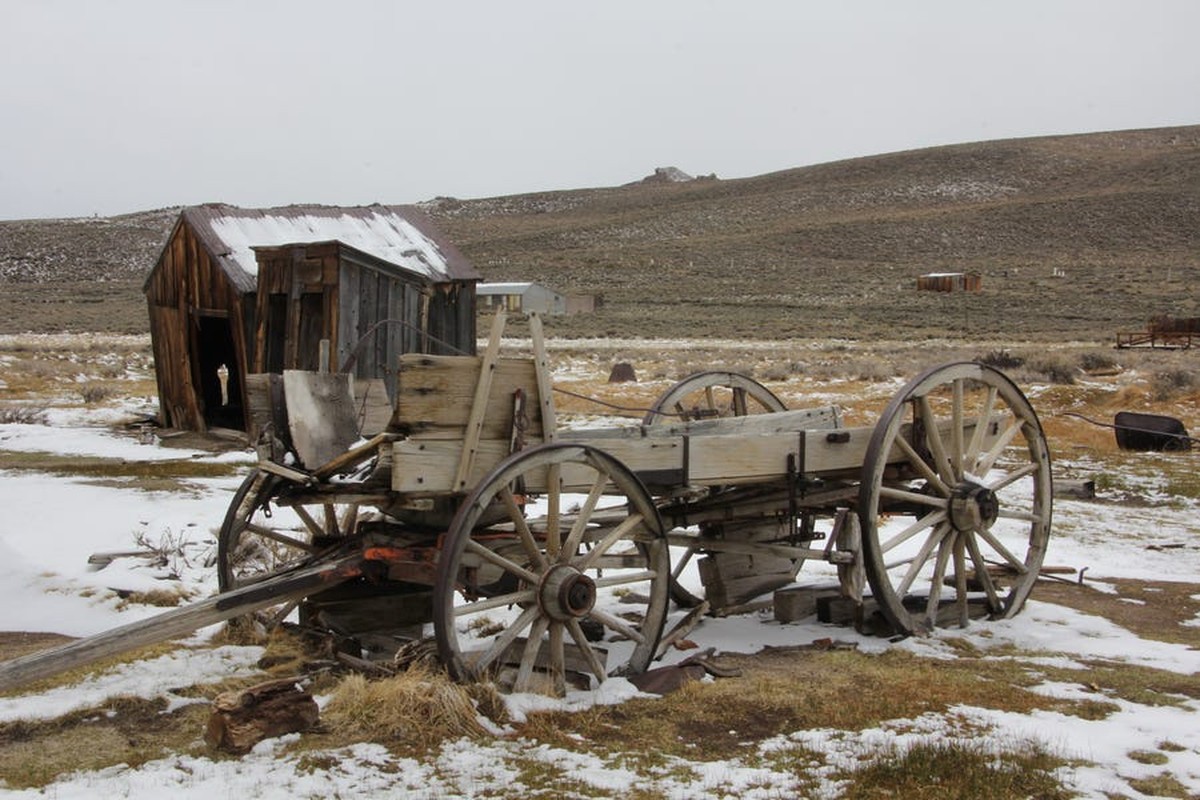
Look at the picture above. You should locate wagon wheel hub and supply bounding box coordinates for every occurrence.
[949,482,999,533]
[538,565,597,621]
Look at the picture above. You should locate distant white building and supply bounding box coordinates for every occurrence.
[477,282,567,315]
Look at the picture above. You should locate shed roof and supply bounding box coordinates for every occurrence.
[478,281,560,295]
[178,203,480,294]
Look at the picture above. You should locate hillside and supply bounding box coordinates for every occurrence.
[2,126,1198,340]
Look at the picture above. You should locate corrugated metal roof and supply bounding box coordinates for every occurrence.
[181,203,480,293]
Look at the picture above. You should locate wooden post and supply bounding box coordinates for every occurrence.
[528,312,556,443]
[454,311,507,492]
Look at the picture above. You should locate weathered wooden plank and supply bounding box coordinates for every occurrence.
[283,371,360,469]
[0,553,365,693]
[392,355,543,439]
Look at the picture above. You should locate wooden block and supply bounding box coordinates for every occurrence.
[698,553,797,610]
[205,679,319,754]
[774,586,841,623]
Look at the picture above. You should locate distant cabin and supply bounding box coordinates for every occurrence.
[144,204,480,433]
[916,272,982,293]
[478,282,567,315]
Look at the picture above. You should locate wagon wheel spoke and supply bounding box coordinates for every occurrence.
[566,619,608,684]
[323,504,339,537]
[917,396,957,484]
[858,362,1052,636]
[893,521,952,598]
[560,474,608,562]
[577,513,648,571]
[894,435,952,497]
[464,539,540,585]
[923,533,955,627]
[545,463,562,558]
[951,378,965,478]
[470,604,541,675]
[242,523,318,555]
[435,443,669,693]
[513,615,551,694]
[587,607,647,645]
[879,509,947,554]
[547,623,566,696]
[964,530,1003,614]
[965,385,998,465]
[500,487,548,570]
[952,533,970,627]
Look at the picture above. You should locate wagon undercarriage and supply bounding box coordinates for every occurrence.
[0,312,1052,695]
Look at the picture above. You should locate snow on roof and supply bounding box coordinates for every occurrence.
[478,281,544,295]
[181,204,479,292]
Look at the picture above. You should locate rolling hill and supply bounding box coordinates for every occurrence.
[2,125,1197,341]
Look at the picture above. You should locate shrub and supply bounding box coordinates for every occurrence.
[1024,357,1076,385]
[977,349,1024,370]
[0,404,48,424]
[1078,351,1119,373]
[1150,369,1196,400]
[79,384,117,404]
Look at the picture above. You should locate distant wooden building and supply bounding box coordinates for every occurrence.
[144,204,480,433]
[917,272,982,293]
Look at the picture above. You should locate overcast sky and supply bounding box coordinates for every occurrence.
[2,1,1198,220]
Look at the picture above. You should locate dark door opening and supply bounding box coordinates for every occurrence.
[195,316,244,430]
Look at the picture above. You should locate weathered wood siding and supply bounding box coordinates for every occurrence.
[144,220,250,430]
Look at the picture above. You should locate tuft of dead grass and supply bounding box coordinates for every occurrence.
[836,737,1072,799]
[322,667,490,749]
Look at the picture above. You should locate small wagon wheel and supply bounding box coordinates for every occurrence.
[858,362,1052,636]
[217,469,371,626]
[433,443,670,693]
[642,370,786,426]
[644,371,789,607]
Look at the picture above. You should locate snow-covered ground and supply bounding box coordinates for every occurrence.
[0,395,1198,798]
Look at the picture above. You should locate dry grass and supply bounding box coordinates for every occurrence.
[836,737,1072,799]
[0,696,211,790]
[321,667,490,750]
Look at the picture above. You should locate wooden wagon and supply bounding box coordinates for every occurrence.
[0,313,1052,695]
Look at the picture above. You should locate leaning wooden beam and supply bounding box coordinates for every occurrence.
[0,552,365,694]
[454,311,507,492]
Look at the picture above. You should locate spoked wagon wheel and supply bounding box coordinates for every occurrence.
[645,371,789,607]
[434,443,670,694]
[858,362,1052,636]
[642,370,786,426]
[217,469,370,626]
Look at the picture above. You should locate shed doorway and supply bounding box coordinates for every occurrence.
[194,315,244,430]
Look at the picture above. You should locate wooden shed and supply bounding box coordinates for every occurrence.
[144,204,480,433]
[916,272,982,293]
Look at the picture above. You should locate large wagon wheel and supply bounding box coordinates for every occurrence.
[217,470,369,626]
[858,362,1052,636]
[642,370,786,426]
[434,443,670,694]
[645,371,789,607]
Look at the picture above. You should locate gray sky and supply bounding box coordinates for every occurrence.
[2,0,1198,220]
